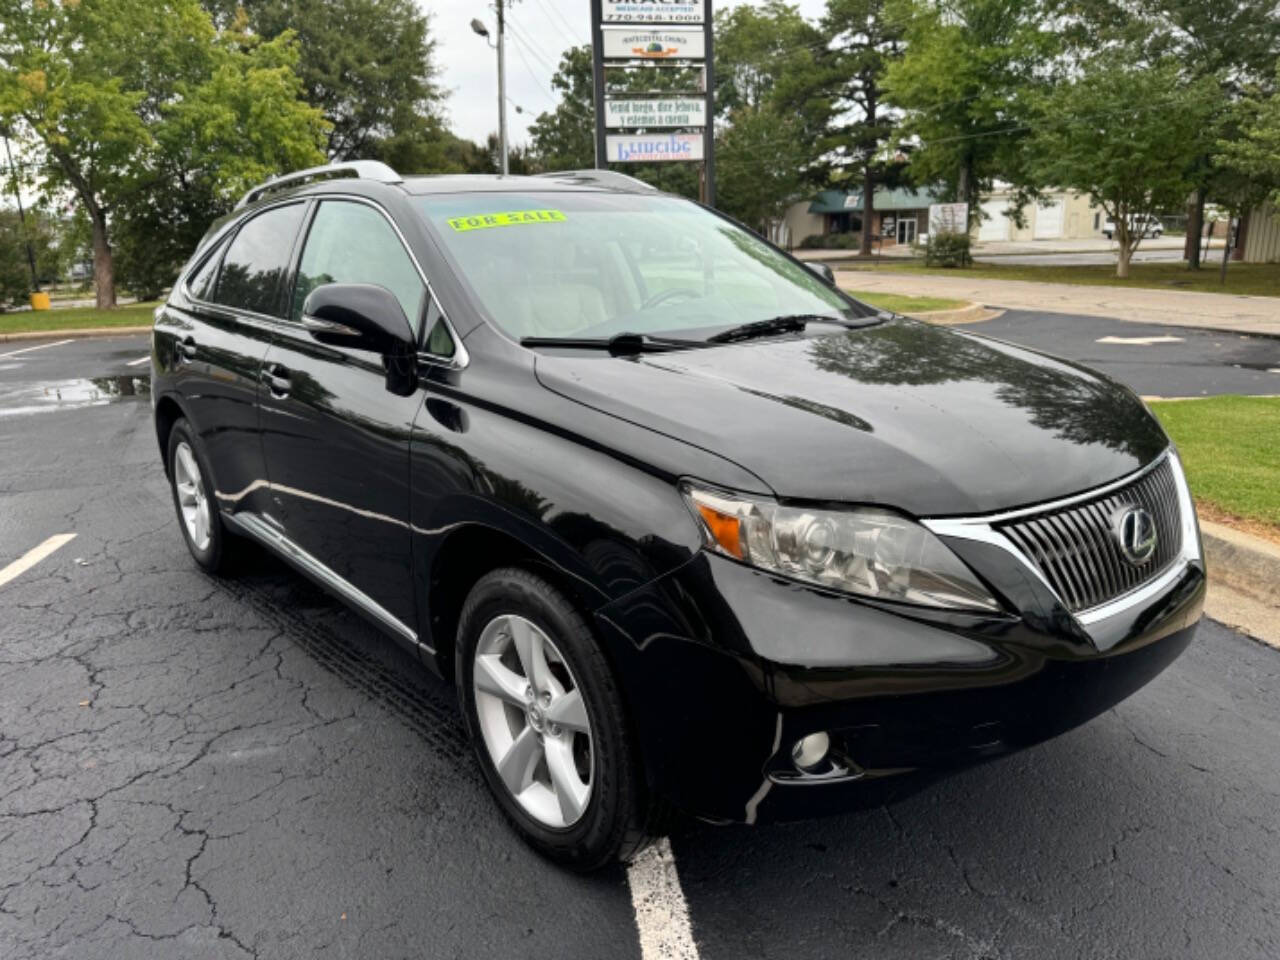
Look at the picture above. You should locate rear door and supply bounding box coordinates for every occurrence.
[164,201,307,517]
[258,197,430,633]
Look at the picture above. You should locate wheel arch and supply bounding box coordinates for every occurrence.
[423,522,613,682]
[154,393,189,477]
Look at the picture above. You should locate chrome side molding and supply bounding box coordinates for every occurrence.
[223,511,431,653]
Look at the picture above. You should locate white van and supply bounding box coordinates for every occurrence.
[1102,214,1163,240]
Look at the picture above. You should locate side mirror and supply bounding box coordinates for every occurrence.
[805,261,837,286]
[301,283,416,355]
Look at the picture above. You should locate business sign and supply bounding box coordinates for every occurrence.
[602,27,705,60]
[929,202,969,234]
[605,98,706,128]
[603,0,704,23]
[606,133,704,163]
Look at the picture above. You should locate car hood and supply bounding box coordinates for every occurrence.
[533,318,1169,516]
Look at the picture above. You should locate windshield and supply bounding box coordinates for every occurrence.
[417,191,877,341]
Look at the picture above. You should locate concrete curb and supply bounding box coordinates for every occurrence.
[0,325,151,343]
[1201,519,1280,608]
[903,302,1000,325]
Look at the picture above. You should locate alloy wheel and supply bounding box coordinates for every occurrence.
[173,441,211,552]
[472,614,594,829]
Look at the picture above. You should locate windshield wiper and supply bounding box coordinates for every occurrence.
[707,313,880,344]
[706,315,818,343]
[520,332,710,356]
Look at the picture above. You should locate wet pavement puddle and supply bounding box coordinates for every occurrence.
[0,375,151,417]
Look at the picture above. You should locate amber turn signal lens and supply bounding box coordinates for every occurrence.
[696,503,744,559]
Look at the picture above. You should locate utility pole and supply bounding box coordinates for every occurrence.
[2,133,40,292]
[496,0,508,176]
[471,4,509,176]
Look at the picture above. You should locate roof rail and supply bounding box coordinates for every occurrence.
[534,169,658,192]
[234,160,403,209]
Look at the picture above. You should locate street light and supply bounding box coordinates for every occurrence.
[471,5,508,176]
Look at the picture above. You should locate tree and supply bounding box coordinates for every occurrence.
[1048,0,1280,268]
[714,2,830,233]
[528,46,597,172]
[1023,59,1218,277]
[821,0,906,256]
[884,0,1056,222]
[0,0,326,308]
[0,206,62,308]
[209,0,447,164]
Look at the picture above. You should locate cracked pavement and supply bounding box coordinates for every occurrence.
[1,333,1278,959]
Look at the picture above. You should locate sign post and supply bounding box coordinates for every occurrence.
[590,0,715,206]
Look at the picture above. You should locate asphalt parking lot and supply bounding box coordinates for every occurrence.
[959,310,1280,398]
[2,330,1279,959]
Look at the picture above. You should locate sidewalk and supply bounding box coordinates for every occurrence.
[835,270,1280,336]
[798,235,1218,261]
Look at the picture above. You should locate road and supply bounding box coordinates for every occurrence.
[1,333,1278,960]
[957,310,1280,397]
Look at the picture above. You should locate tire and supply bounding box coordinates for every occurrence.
[455,567,666,870]
[166,417,235,574]
[1104,231,1113,240]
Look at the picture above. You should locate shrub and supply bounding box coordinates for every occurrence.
[799,232,862,250]
[924,230,972,267]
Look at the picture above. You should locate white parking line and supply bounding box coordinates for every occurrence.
[0,338,74,360]
[627,838,700,960]
[0,533,78,588]
[126,354,151,367]
[1095,335,1185,345]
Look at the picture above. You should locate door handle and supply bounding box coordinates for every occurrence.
[178,337,197,362]
[261,364,291,398]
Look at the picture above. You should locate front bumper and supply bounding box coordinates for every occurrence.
[593,541,1205,825]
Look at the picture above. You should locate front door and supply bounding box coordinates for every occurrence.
[259,198,430,632]
[897,217,916,246]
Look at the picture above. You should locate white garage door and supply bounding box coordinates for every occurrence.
[1034,199,1065,239]
[978,200,1008,241]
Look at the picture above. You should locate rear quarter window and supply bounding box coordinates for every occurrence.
[212,203,306,316]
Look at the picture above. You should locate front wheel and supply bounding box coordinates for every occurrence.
[456,567,665,870]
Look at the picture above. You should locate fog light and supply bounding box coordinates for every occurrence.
[791,732,830,772]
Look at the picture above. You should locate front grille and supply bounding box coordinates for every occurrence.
[996,457,1183,613]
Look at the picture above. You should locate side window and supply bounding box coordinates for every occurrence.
[292,201,426,332]
[212,203,305,316]
[185,237,226,301]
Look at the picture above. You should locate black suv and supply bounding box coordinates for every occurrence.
[153,162,1204,869]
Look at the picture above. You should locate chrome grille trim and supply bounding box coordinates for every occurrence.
[994,456,1183,613]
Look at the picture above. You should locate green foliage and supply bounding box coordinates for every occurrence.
[818,0,906,252]
[0,0,328,305]
[528,47,597,172]
[713,2,830,230]
[885,0,1056,214]
[210,0,445,162]
[1022,59,1219,276]
[0,205,65,307]
[923,230,971,267]
[798,232,862,250]
[1216,63,1280,212]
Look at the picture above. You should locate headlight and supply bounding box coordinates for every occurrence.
[682,483,1001,612]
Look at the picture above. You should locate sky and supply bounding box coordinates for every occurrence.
[423,0,828,146]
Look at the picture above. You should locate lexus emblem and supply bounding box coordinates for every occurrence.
[1112,506,1158,565]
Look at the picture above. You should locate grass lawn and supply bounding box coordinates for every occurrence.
[848,290,969,313]
[843,259,1280,298]
[0,302,159,335]
[1148,396,1280,534]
